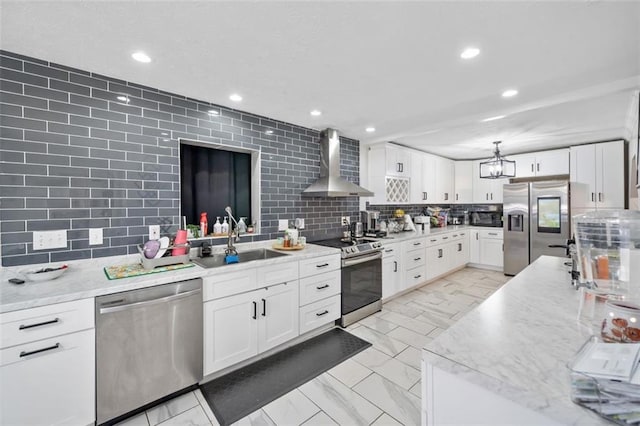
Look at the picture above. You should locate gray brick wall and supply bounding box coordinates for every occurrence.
[0,50,361,266]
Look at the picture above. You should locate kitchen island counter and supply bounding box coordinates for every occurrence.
[0,240,338,314]
[422,255,607,425]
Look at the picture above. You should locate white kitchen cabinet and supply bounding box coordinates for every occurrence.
[385,144,412,177]
[435,157,455,203]
[472,161,504,203]
[469,229,481,264]
[402,238,427,291]
[451,231,470,268]
[382,242,402,300]
[454,161,473,203]
[479,229,503,268]
[0,299,95,426]
[570,140,626,210]
[426,244,448,281]
[411,153,437,204]
[367,143,412,204]
[204,281,299,375]
[299,294,341,335]
[512,149,569,178]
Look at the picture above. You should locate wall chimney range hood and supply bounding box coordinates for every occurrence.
[302,128,374,197]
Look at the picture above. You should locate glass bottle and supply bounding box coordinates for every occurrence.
[213,216,222,235]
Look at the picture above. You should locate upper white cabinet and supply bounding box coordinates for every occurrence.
[472,161,504,203]
[512,149,569,178]
[434,157,455,203]
[384,144,412,177]
[454,161,473,203]
[570,140,626,210]
[411,153,437,204]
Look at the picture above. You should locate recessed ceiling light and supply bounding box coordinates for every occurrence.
[502,89,518,98]
[460,47,480,59]
[229,94,242,102]
[116,95,129,103]
[131,51,151,63]
[207,110,219,116]
[310,110,322,116]
[265,130,274,135]
[481,115,506,122]
[365,127,376,133]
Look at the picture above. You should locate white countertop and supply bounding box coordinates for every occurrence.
[378,225,482,244]
[0,240,339,314]
[422,256,607,425]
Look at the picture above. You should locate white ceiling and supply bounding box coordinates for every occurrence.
[1,1,639,160]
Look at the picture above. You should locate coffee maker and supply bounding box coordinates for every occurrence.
[361,211,380,237]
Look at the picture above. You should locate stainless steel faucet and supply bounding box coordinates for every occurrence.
[224,206,241,255]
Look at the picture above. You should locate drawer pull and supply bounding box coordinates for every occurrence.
[252,301,257,319]
[20,343,60,358]
[430,239,437,242]
[413,242,422,246]
[413,257,421,261]
[452,234,458,237]
[316,263,329,268]
[316,284,330,290]
[316,310,329,317]
[385,249,394,253]
[19,318,59,330]
[488,232,498,236]
[442,236,448,240]
[414,274,422,279]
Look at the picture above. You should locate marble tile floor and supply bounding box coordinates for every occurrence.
[115,267,510,426]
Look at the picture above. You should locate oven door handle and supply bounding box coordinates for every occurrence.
[342,251,382,267]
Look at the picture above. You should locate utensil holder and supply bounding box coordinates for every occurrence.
[137,243,191,270]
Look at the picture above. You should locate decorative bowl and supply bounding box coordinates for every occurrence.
[20,264,68,282]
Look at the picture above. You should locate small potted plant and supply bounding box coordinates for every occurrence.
[186,224,200,239]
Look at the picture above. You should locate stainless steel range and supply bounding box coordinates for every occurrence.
[312,237,383,327]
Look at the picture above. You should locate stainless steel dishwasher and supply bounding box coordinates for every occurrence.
[96,279,202,425]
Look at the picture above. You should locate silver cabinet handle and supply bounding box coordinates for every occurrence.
[452,234,458,237]
[414,257,421,261]
[316,284,330,290]
[414,274,422,279]
[99,289,201,314]
[476,233,479,240]
[19,318,59,330]
[316,310,329,317]
[423,192,427,200]
[430,239,437,242]
[442,236,448,240]
[393,261,397,272]
[20,343,60,358]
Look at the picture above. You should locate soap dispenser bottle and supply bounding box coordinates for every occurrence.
[213,216,222,235]
[221,217,229,235]
[238,217,247,233]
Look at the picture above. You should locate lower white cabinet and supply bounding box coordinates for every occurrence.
[0,299,95,426]
[452,232,470,268]
[203,282,299,375]
[469,230,481,264]
[480,238,504,268]
[299,294,341,334]
[382,243,402,299]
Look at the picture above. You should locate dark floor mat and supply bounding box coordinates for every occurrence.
[199,327,371,425]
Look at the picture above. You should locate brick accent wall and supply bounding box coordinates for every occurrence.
[0,50,361,266]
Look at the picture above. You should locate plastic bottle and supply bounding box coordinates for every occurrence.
[238,217,247,233]
[199,212,208,237]
[213,216,222,235]
[221,217,229,235]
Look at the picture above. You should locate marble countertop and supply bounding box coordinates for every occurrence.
[0,240,339,314]
[379,225,494,244]
[422,256,607,425]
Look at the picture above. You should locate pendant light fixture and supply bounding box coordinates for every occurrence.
[479,141,515,179]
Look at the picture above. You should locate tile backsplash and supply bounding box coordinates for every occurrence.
[0,50,361,266]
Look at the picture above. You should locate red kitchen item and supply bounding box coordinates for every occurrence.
[172,229,187,256]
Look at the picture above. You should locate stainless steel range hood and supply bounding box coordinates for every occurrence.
[301,128,374,197]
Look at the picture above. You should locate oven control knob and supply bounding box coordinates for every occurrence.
[350,247,357,253]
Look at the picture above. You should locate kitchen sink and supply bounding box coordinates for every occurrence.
[193,248,289,269]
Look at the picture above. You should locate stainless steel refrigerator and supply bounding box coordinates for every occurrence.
[503,181,570,275]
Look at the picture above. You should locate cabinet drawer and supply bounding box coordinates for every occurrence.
[299,254,340,278]
[0,298,94,349]
[404,238,426,250]
[426,235,444,246]
[299,270,341,306]
[257,262,299,287]
[382,243,400,259]
[406,265,427,287]
[299,294,341,335]
[203,269,258,301]
[0,328,95,426]
[405,249,426,269]
[480,229,503,240]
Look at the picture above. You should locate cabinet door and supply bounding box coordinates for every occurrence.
[204,291,258,375]
[386,146,411,177]
[454,161,473,203]
[472,161,493,203]
[426,245,445,280]
[536,149,569,176]
[435,157,455,203]
[512,153,536,178]
[421,154,437,203]
[452,237,469,269]
[569,144,597,209]
[490,179,504,204]
[1,329,95,426]
[480,238,504,268]
[382,255,400,299]
[597,141,625,209]
[257,283,300,353]
[469,231,481,264]
[410,154,425,203]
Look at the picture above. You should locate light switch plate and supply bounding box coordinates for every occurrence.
[33,230,67,250]
[149,225,160,240]
[278,219,289,231]
[89,228,103,245]
[295,218,305,229]
[341,216,350,226]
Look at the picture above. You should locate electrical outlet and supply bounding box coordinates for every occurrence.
[149,225,160,240]
[341,216,350,226]
[295,218,305,229]
[33,230,67,250]
[89,228,103,245]
[278,219,289,231]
